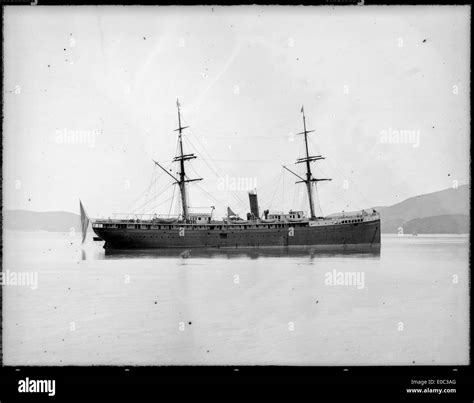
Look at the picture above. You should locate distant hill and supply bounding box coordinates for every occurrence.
[3,210,81,232]
[378,185,469,233]
[401,214,469,234]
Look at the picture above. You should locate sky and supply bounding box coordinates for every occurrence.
[3,5,470,219]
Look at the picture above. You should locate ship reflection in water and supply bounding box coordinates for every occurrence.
[100,245,381,260]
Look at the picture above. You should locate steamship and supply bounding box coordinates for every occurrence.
[82,101,381,250]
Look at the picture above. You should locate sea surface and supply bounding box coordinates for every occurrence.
[2,231,469,366]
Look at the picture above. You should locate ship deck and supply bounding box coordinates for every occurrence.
[92,212,380,231]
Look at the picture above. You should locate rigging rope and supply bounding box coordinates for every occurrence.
[268,168,283,210]
[194,182,229,210]
[141,167,157,214]
[168,182,176,217]
[183,135,248,212]
[180,115,248,208]
[132,182,175,214]
[124,165,157,212]
[307,136,368,210]
[142,193,177,215]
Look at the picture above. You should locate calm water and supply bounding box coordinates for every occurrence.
[2,231,469,366]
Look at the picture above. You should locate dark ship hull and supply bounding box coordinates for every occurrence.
[92,217,380,250]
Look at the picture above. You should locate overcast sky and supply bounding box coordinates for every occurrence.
[3,5,470,218]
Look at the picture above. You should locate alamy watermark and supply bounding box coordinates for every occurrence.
[217,174,257,191]
[324,270,365,290]
[0,270,38,290]
[380,127,420,148]
[18,378,55,397]
[55,128,100,148]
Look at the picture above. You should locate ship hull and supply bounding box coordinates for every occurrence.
[93,219,380,251]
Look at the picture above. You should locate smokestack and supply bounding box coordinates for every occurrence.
[248,191,260,219]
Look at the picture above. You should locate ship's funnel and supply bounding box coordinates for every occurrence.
[248,191,260,219]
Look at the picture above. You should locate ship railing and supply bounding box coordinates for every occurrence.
[93,213,181,223]
[309,209,380,225]
[110,213,181,221]
[326,209,380,219]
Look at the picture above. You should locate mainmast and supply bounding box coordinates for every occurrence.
[175,99,190,220]
[283,106,331,220]
[153,99,202,222]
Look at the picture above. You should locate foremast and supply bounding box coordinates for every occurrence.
[283,106,331,220]
[154,100,202,222]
